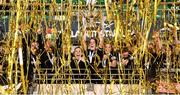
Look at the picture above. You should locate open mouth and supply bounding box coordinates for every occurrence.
[76,54,81,57]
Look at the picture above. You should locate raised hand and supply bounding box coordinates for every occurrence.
[103,54,109,61]
[122,59,129,66]
[98,28,104,48]
[37,28,42,34]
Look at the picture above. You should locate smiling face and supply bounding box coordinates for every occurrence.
[31,42,39,54]
[122,51,129,58]
[147,43,154,53]
[74,47,82,60]
[45,40,53,52]
[89,38,96,50]
[104,43,112,54]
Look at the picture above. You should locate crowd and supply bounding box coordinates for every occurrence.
[0,24,180,93]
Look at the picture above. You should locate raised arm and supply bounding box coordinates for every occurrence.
[98,29,104,49]
[37,28,44,51]
[82,30,87,51]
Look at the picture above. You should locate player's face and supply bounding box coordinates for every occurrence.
[45,40,52,52]
[105,44,112,54]
[31,42,39,53]
[74,48,82,58]
[122,51,129,58]
[89,39,96,50]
